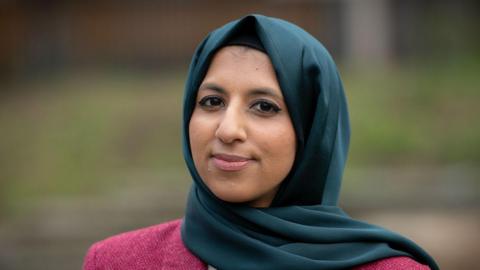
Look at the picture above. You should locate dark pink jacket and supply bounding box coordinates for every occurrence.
[83,219,430,270]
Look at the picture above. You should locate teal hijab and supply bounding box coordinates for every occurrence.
[181,14,438,270]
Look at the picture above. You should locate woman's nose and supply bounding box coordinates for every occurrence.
[215,106,247,144]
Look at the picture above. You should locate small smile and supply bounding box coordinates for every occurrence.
[211,153,253,171]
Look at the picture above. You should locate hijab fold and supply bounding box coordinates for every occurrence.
[181,14,438,270]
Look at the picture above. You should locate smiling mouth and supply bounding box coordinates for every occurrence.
[211,153,252,171]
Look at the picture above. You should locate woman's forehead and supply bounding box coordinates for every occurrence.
[212,46,270,65]
[200,46,283,96]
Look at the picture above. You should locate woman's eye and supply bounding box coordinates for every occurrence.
[198,96,224,109]
[251,100,281,115]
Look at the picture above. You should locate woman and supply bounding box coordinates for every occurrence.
[83,14,438,270]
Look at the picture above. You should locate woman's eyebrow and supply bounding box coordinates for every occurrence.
[248,88,282,100]
[199,82,282,100]
[198,82,226,94]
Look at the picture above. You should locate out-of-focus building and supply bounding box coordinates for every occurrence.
[0,0,479,78]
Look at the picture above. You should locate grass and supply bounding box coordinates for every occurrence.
[0,60,478,216]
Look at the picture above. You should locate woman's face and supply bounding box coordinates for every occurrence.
[189,46,296,208]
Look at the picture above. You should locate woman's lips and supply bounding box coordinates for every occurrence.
[211,153,252,171]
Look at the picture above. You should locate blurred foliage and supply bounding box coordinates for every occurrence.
[0,58,479,217]
[0,71,187,216]
[345,57,480,165]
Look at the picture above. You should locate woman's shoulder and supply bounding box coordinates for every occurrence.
[83,219,206,270]
[353,256,431,270]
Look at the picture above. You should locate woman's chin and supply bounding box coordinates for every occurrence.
[211,189,272,208]
[213,190,253,204]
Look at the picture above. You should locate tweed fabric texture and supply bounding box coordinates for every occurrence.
[83,219,430,270]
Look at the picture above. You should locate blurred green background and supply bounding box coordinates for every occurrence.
[0,1,479,269]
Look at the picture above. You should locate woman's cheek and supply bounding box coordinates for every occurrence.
[255,123,293,152]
